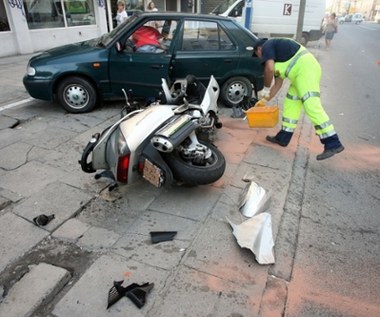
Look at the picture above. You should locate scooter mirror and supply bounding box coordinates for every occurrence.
[122,89,130,106]
[115,41,123,53]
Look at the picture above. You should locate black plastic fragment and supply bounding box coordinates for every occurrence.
[107,281,154,309]
[150,231,177,244]
[33,214,55,226]
[107,280,127,309]
[125,282,154,309]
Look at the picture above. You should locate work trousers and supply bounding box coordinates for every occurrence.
[281,53,336,139]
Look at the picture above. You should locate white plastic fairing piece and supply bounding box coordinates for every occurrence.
[227,212,275,264]
[239,181,271,218]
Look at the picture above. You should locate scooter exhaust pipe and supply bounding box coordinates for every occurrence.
[151,114,197,153]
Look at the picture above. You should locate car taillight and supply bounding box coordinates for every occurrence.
[117,154,130,183]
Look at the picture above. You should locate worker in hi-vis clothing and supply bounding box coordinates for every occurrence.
[254,38,344,160]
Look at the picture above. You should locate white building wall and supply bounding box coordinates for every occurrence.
[0,31,18,56]
[0,0,108,57]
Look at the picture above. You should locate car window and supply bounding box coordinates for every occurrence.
[125,19,178,53]
[99,15,138,47]
[228,1,244,17]
[181,20,236,51]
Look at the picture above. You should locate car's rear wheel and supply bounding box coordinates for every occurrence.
[221,76,252,108]
[57,76,97,113]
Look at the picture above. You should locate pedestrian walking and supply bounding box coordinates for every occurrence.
[323,13,338,49]
[115,0,128,26]
[254,38,344,160]
[145,1,159,28]
[146,1,158,12]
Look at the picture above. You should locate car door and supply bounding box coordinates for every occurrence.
[170,19,240,84]
[108,19,179,99]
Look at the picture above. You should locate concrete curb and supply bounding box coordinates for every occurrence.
[0,263,71,317]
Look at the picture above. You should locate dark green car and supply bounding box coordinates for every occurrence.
[23,12,264,113]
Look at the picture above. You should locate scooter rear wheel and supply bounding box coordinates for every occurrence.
[163,141,226,186]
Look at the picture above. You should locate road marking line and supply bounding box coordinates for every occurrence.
[0,97,34,112]
[359,25,377,31]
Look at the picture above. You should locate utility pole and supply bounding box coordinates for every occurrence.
[296,0,307,42]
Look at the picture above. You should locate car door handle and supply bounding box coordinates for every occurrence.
[151,64,164,69]
[224,59,233,63]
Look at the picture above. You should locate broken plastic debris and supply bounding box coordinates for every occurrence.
[107,281,154,309]
[33,214,55,226]
[126,282,154,309]
[107,280,128,309]
[241,172,255,182]
[239,181,271,218]
[150,231,177,244]
[227,212,275,264]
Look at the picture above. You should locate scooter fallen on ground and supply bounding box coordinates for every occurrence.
[80,75,225,190]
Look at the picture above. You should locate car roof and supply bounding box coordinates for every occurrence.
[133,11,234,22]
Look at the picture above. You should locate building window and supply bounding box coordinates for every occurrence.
[0,1,11,31]
[24,0,96,29]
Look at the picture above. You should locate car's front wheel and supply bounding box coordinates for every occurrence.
[57,76,98,113]
[221,76,253,108]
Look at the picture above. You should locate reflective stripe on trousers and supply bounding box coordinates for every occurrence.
[286,92,321,103]
[285,49,310,77]
[283,83,336,139]
[315,121,337,138]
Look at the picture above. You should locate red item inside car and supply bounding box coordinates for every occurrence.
[133,26,162,48]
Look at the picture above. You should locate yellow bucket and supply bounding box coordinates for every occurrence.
[245,106,279,128]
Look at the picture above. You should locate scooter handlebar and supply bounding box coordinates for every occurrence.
[79,133,100,173]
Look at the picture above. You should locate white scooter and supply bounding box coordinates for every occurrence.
[80,75,225,189]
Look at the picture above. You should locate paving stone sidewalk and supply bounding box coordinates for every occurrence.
[0,53,309,317]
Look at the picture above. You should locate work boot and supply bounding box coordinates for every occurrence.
[266,130,293,147]
[317,134,344,160]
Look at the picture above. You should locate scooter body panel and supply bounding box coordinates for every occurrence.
[120,105,176,153]
[119,105,177,184]
[91,105,176,183]
[200,75,220,115]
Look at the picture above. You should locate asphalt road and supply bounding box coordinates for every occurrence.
[320,22,380,143]
[281,22,380,316]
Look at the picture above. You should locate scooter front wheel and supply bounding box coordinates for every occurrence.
[163,141,226,186]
